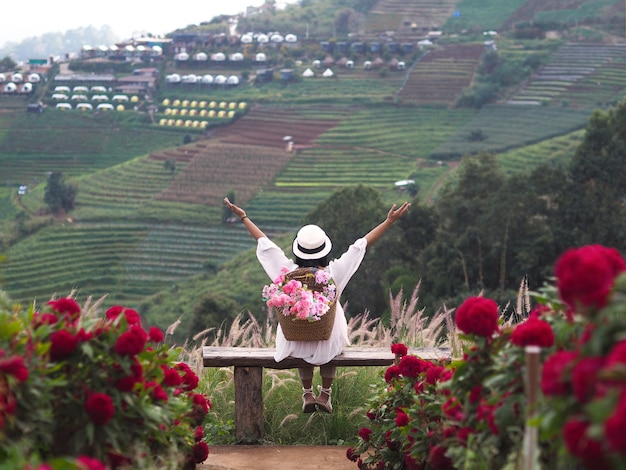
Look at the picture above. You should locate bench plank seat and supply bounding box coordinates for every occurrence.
[202,346,450,368]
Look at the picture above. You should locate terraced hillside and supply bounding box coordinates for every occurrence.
[396,43,485,106]
[507,42,626,107]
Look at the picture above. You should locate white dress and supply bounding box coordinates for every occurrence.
[256,236,368,365]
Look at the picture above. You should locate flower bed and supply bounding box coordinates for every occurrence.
[0,296,211,469]
[348,244,626,469]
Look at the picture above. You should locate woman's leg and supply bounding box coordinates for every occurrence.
[317,365,336,413]
[298,366,316,413]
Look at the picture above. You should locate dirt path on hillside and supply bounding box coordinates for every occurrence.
[199,445,357,470]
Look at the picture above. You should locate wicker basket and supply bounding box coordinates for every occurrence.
[277,268,336,341]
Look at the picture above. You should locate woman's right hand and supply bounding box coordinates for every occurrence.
[224,197,246,219]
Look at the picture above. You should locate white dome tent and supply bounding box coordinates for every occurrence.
[227,75,240,85]
[201,74,214,84]
[194,52,208,61]
[322,68,334,78]
[182,75,198,84]
[255,53,267,62]
[0,74,5,83]
[285,34,297,43]
[166,74,181,84]
[257,34,269,44]
[270,34,284,43]
[214,75,227,85]
[231,52,244,61]
[175,52,189,61]
[20,82,33,93]
[28,73,40,83]
[212,52,226,61]
[302,68,315,77]
[241,34,253,44]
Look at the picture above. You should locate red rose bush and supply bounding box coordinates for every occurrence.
[0,296,211,469]
[348,244,626,469]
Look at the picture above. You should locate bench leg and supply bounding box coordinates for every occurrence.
[234,366,264,442]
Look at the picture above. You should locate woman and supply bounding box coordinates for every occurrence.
[223,197,410,413]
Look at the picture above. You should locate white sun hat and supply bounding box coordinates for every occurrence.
[292,225,332,260]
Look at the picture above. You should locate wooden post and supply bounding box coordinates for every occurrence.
[523,346,541,470]
[234,366,264,442]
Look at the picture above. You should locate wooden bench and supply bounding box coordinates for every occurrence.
[202,346,450,442]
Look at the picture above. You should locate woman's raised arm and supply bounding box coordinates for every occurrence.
[223,197,266,240]
[364,202,411,247]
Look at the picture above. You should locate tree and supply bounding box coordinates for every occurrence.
[553,104,626,252]
[0,56,16,72]
[188,293,238,340]
[44,172,77,215]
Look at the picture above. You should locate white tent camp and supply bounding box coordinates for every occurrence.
[51,93,69,100]
[20,83,33,93]
[312,60,321,68]
[125,45,135,53]
[398,61,406,70]
[76,103,93,111]
[257,34,269,44]
[231,52,243,61]
[96,103,114,111]
[194,52,208,61]
[3,82,16,93]
[227,75,240,85]
[73,86,89,92]
[71,94,88,101]
[346,60,354,69]
[112,95,129,102]
[28,74,41,83]
[270,34,284,43]
[322,68,334,78]
[175,52,189,61]
[214,75,227,85]
[212,52,226,61]
[12,73,23,82]
[92,95,109,102]
[55,86,71,93]
[285,34,297,43]
[55,103,72,110]
[201,74,214,84]
[165,74,181,84]
[240,34,253,44]
[302,68,315,77]
[90,86,107,92]
[418,40,433,49]
[97,45,108,53]
[255,53,267,62]
[181,75,198,84]
[0,74,5,83]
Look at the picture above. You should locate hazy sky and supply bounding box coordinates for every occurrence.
[0,0,298,47]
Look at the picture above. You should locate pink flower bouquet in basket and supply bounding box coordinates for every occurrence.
[263,266,336,322]
[263,266,338,341]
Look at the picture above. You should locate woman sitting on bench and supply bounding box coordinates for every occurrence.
[224,197,410,413]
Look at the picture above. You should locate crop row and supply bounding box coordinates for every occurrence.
[430,104,593,158]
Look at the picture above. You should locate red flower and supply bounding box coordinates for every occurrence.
[148,326,164,343]
[425,366,444,385]
[605,340,626,367]
[191,393,211,414]
[391,343,408,357]
[572,357,604,403]
[428,445,454,470]
[84,393,115,425]
[161,365,182,387]
[192,441,209,463]
[113,325,148,356]
[366,410,376,420]
[398,355,432,378]
[555,244,626,311]
[455,296,499,337]
[47,297,81,321]
[194,425,204,442]
[605,393,626,455]
[541,350,577,396]
[563,418,609,467]
[511,315,554,348]
[76,456,107,470]
[175,362,199,391]
[0,356,29,382]
[146,381,169,402]
[395,410,409,427]
[385,429,398,451]
[384,365,401,383]
[49,329,79,360]
[106,306,141,325]
[346,447,359,462]
[358,427,372,441]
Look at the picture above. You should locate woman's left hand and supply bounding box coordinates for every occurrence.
[224,197,246,219]
[387,202,411,223]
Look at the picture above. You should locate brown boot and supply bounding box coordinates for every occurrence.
[316,386,332,413]
[302,387,316,413]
